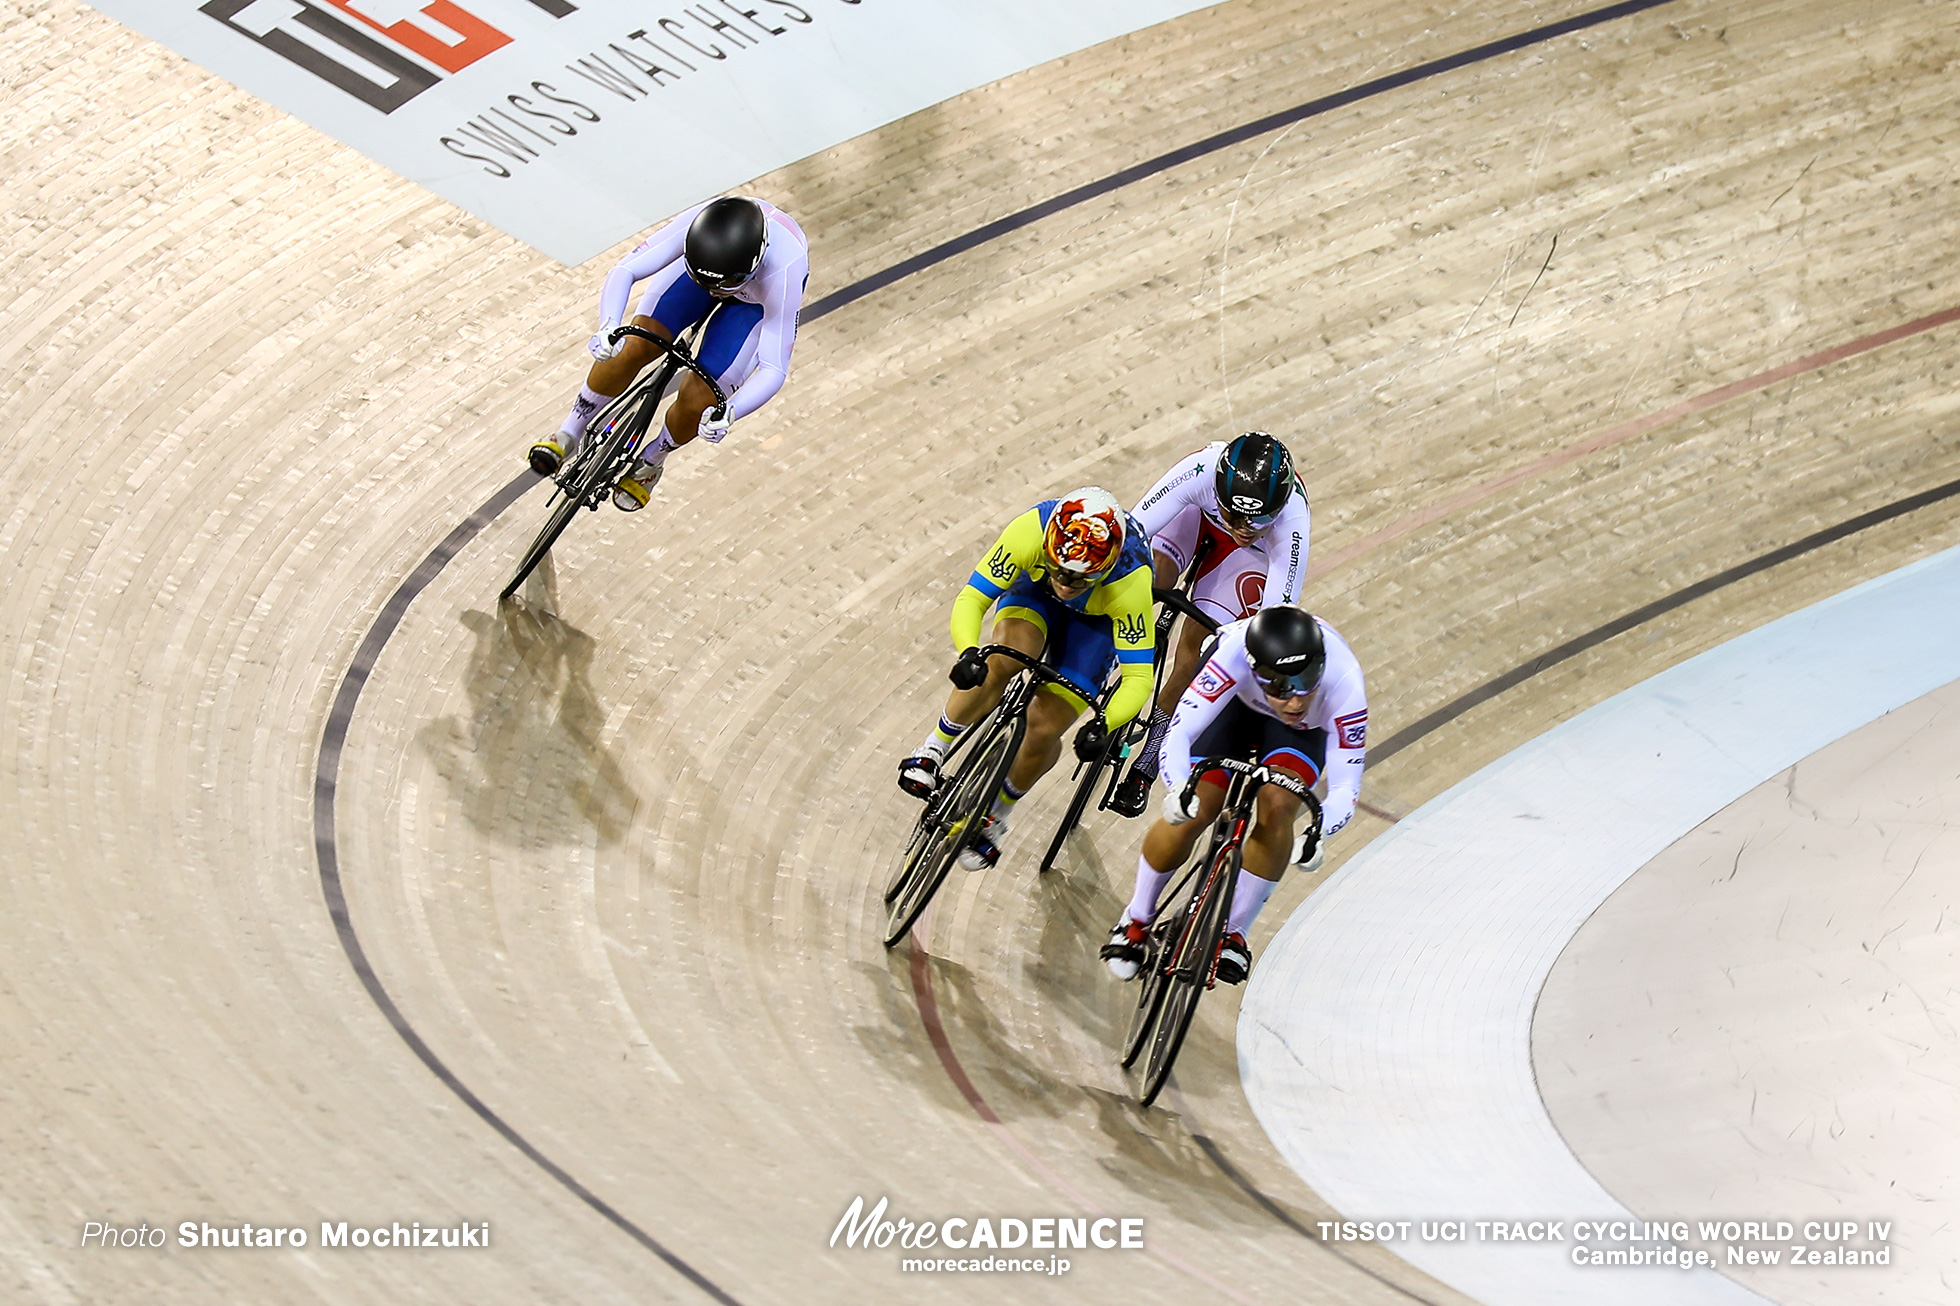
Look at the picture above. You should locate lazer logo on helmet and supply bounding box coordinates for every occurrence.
[1230,495,1265,514]
[199,0,573,114]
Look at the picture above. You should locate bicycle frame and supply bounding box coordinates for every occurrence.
[500,319,730,600]
[882,645,1074,946]
[547,321,728,510]
[1127,754,1319,1102]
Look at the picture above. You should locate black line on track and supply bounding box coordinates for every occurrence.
[1370,471,1960,765]
[801,0,1677,321]
[1187,1131,1444,1305]
[313,477,744,1306]
[310,0,1680,1295]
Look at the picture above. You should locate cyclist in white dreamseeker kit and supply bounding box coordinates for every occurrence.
[1107,431,1311,818]
[528,196,810,509]
[1101,604,1367,987]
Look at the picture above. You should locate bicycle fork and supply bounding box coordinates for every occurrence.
[1174,812,1249,991]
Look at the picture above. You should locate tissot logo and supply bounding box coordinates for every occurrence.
[199,0,575,114]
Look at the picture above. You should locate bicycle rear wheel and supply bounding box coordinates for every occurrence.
[1037,747,1108,876]
[882,710,1022,947]
[1139,838,1239,1106]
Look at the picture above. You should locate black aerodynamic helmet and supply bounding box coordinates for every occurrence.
[684,197,768,290]
[1244,604,1326,697]
[1214,431,1297,525]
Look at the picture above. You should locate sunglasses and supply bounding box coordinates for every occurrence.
[1221,505,1281,532]
[1253,667,1318,697]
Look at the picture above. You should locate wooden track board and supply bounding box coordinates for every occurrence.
[2,0,1956,1302]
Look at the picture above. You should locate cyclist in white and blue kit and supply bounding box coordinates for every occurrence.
[528,196,809,510]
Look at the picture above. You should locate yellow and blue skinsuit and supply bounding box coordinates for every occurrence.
[952,501,1157,730]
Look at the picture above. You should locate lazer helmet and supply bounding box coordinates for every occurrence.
[1244,605,1326,697]
[684,197,768,291]
[1043,487,1126,582]
[1214,431,1297,528]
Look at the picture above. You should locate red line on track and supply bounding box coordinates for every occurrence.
[907,907,1258,1303]
[1310,302,1960,580]
[904,301,1960,1294]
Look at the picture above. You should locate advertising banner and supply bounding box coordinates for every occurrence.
[92,0,1218,264]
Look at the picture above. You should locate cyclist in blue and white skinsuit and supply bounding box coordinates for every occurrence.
[528,195,809,510]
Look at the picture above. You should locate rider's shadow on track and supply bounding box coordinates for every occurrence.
[416,596,638,849]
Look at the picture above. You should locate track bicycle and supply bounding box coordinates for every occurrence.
[500,321,727,600]
[1034,585,1220,876]
[1123,755,1321,1107]
[881,646,1074,948]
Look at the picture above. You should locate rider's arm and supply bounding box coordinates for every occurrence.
[1263,496,1313,606]
[723,233,809,422]
[596,203,705,329]
[1316,657,1368,837]
[1130,447,1211,539]
[1099,565,1157,731]
[1157,660,1235,797]
[949,509,1041,651]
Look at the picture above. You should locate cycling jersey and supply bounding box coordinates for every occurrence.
[596,198,808,423]
[954,502,1156,729]
[1161,615,1367,836]
[1132,443,1311,610]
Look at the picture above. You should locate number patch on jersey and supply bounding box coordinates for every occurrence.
[1193,663,1235,702]
[1336,709,1368,749]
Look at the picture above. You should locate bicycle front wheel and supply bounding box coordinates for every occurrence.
[500,487,583,600]
[882,711,1022,947]
[1120,908,1176,1068]
[1139,838,1239,1106]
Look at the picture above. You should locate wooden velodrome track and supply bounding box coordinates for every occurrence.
[4,0,1958,1302]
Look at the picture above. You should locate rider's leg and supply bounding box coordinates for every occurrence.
[1126,777,1227,922]
[986,685,1080,820]
[1229,783,1302,930]
[531,319,665,472]
[616,300,763,510]
[546,257,703,465]
[1101,777,1224,977]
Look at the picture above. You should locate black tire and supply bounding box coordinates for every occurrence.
[500,487,583,600]
[1139,837,1239,1106]
[882,785,939,906]
[882,710,1023,948]
[1120,908,1175,1068]
[1037,750,1105,876]
[500,367,670,600]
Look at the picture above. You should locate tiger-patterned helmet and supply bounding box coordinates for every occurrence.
[1043,487,1125,582]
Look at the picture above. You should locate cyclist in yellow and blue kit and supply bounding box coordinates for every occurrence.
[899,487,1157,871]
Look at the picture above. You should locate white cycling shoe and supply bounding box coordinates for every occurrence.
[957,813,1009,871]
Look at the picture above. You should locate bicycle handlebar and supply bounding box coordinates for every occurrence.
[1185,755,1321,809]
[608,324,729,408]
[1150,586,1220,635]
[972,644,1077,687]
